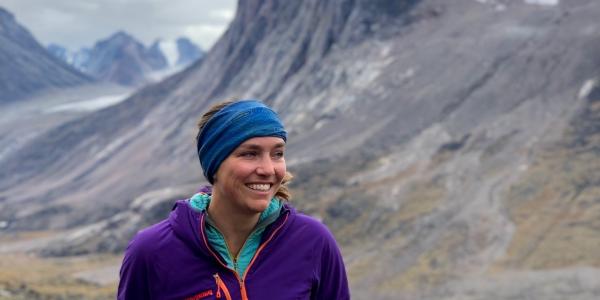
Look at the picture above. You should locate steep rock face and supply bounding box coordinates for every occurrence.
[0,7,92,102]
[2,0,600,299]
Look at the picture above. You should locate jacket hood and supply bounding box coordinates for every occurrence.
[168,200,212,257]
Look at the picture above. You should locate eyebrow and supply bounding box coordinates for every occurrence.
[238,142,286,150]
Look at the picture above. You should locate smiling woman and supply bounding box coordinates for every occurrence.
[213,136,287,216]
[117,100,350,300]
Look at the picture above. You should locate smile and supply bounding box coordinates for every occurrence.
[246,183,271,191]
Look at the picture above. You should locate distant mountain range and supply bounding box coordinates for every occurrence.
[0,7,92,103]
[47,33,205,86]
[0,5,205,101]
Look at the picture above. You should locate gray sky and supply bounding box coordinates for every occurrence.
[0,0,237,50]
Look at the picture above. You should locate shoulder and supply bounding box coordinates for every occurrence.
[286,210,346,275]
[292,212,330,233]
[124,218,173,260]
[286,209,339,247]
[126,199,201,256]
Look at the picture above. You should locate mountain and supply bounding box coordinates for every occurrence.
[2,0,600,299]
[79,31,168,86]
[48,35,200,85]
[147,39,168,70]
[175,37,204,66]
[0,7,92,102]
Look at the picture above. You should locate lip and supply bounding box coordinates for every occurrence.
[246,182,274,186]
[245,183,273,193]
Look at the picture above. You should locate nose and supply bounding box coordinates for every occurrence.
[256,156,275,176]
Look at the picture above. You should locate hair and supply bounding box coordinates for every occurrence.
[196,100,293,201]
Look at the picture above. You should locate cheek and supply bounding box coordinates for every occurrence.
[275,162,287,182]
[224,162,252,178]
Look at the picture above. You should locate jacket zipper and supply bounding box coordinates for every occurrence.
[239,212,289,300]
[200,212,289,300]
[209,217,249,275]
[227,238,244,274]
[213,273,232,300]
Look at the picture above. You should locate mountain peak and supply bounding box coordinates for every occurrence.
[106,30,137,43]
[175,37,203,66]
[80,31,169,85]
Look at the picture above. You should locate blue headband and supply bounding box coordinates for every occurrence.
[197,100,287,184]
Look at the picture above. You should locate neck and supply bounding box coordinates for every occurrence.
[207,194,261,257]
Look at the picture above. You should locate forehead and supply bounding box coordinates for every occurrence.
[237,136,286,149]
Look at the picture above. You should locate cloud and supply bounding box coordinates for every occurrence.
[0,0,236,50]
[209,9,236,21]
[181,24,228,48]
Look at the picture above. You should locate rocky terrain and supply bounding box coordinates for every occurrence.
[0,7,92,103]
[1,0,600,299]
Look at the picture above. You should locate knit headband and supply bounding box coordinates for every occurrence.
[197,100,287,184]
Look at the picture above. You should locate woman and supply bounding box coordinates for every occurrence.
[118,100,350,299]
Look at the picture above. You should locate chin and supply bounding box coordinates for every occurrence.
[248,198,272,212]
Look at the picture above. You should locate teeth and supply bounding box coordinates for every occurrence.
[247,184,270,191]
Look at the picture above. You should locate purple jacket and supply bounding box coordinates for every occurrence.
[118,200,350,300]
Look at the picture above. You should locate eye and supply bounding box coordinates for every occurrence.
[239,151,257,158]
[272,150,285,159]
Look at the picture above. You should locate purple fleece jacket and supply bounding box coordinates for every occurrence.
[118,200,350,300]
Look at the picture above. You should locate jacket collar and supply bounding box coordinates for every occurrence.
[168,197,295,262]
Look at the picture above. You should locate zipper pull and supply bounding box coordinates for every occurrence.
[213,274,222,298]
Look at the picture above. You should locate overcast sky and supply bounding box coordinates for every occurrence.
[0,0,237,51]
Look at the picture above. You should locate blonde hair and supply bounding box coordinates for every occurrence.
[196,100,293,201]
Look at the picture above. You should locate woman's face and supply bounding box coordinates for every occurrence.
[213,136,286,215]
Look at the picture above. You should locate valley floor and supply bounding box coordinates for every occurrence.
[0,232,120,300]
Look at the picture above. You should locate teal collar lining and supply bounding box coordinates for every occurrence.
[189,192,282,276]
